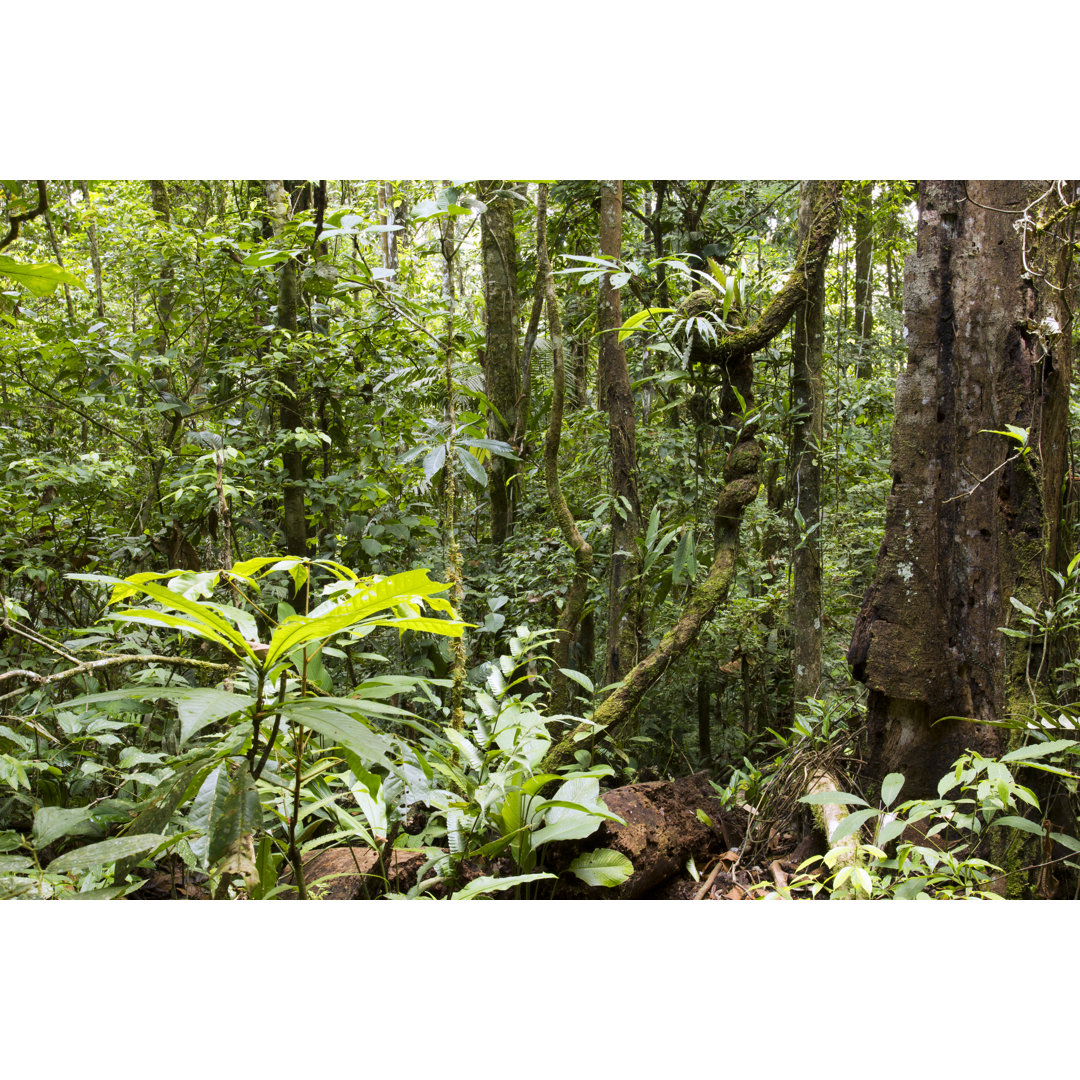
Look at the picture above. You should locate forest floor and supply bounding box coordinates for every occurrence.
[132,772,823,900]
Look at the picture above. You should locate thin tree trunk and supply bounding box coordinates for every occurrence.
[78,181,105,319]
[41,194,75,320]
[438,196,467,730]
[537,184,594,713]
[598,180,644,687]
[477,181,521,547]
[791,181,827,703]
[853,181,874,380]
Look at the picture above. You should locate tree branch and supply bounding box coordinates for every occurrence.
[0,181,48,251]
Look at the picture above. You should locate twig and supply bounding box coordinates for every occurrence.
[693,852,731,900]
[0,653,232,692]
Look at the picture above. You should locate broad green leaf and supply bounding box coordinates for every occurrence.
[250,836,278,900]
[423,443,447,482]
[568,848,634,887]
[799,791,869,807]
[450,873,555,900]
[265,570,459,664]
[42,688,255,738]
[558,667,594,694]
[176,689,254,743]
[672,528,693,585]
[893,877,930,899]
[645,505,660,548]
[876,816,907,846]
[187,766,229,864]
[33,806,102,849]
[108,609,241,652]
[989,815,1044,836]
[278,702,396,765]
[617,306,673,343]
[208,763,261,866]
[825,807,879,845]
[47,833,168,873]
[114,761,215,882]
[242,249,291,268]
[1000,739,1078,764]
[0,255,85,296]
[1049,831,1080,854]
[880,773,905,809]
[456,445,487,486]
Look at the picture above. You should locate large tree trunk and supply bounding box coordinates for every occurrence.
[598,180,645,686]
[791,181,827,703]
[848,180,1074,796]
[477,181,521,547]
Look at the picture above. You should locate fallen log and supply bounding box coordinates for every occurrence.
[545,771,739,899]
[280,772,740,900]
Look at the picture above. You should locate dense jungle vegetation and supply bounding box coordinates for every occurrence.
[3,178,1079,901]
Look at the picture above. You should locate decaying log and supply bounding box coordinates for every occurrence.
[546,771,737,899]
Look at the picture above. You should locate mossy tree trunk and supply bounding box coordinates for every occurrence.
[598,179,645,687]
[791,181,827,704]
[477,181,521,547]
[848,181,1075,796]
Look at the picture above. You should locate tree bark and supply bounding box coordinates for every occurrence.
[477,181,521,547]
[848,180,1075,796]
[791,181,827,703]
[598,180,644,687]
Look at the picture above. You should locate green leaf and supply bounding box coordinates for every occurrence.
[558,667,594,694]
[279,701,396,766]
[989,815,1044,836]
[876,816,907,846]
[33,806,102,849]
[0,255,85,296]
[645,505,660,548]
[175,689,255,744]
[1000,739,1078,764]
[241,249,291,268]
[617,307,673,343]
[826,807,879,845]
[456,445,487,486]
[450,873,556,900]
[672,528,693,585]
[798,791,869,807]
[207,763,261,867]
[423,443,447,482]
[47,833,168,873]
[880,773,905,809]
[1049,831,1080,854]
[568,848,634,887]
